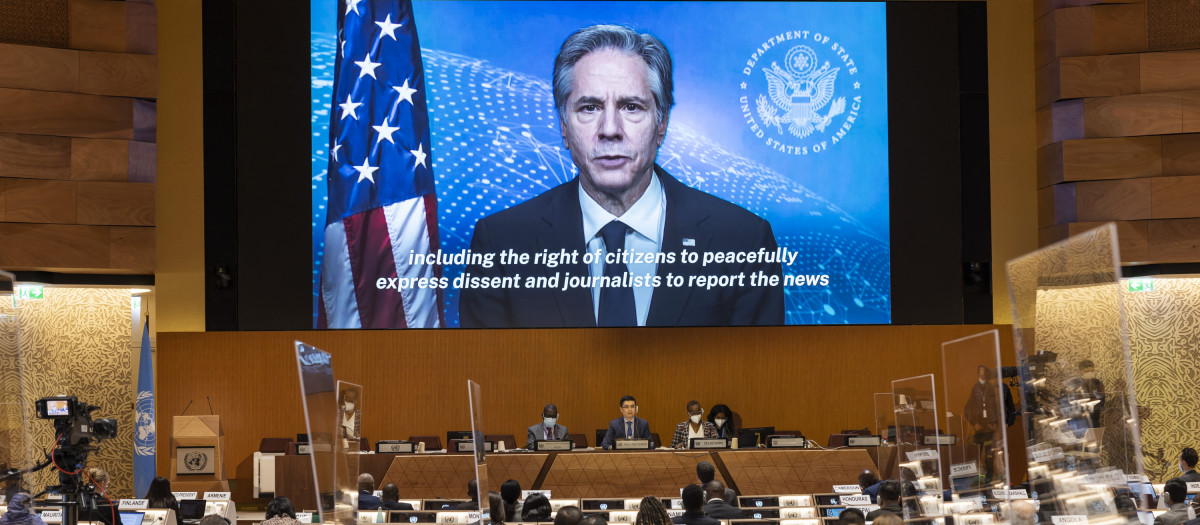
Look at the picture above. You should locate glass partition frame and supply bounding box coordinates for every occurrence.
[892,374,945,521]
[0,271,30,488]
[468,380,489,523]
[295,341,351,525]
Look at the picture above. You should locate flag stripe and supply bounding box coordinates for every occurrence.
[322,220,363,329]
[422,193,446,328]
[344,207,408,329]
[382,196,439,328]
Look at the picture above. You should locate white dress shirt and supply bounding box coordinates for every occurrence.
[579,174,666,326]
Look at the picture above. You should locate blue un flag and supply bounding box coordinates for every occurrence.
[133,318,155,497]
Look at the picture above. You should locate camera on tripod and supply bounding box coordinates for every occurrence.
[35,396,118,447]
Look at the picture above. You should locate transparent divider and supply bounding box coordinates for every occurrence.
[1006,223,1143,524]
[336,380,363,520]
[0,271,30,490]
[893,374,944,521]
[467,380,489,523]
[940,330,1012,521]
[295,341,352,525]
[874,392,899,480]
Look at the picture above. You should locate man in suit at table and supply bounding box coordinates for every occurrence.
[527,403,570,449]
[601,395,653,449]
[673,485,720,525]
[702,481,742,520]
[379,483,414,511]
[357,473,381,510]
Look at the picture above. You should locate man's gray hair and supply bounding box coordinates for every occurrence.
[552,24,674,125]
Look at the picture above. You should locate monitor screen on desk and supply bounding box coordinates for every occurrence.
[738,427,775,448]
[823,508,847,518]
[178,500,206,520]
[119,512,144,525]
[389,511,437,523]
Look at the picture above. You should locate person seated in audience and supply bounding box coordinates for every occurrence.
[838,508,865,525]
[866,480,902,520]
[1177,448,1200,483]
[857,469,881,502]
[528,404,569,449]
[671,401,719,449]
[262,498,302,525]
[1,493,47,525]
[522,493,553,522]
[456,479,480,510]
[357,473,381,510]
[701,481,741,519]
[671,485,719,525]
[1156,479,1190,525]
[488,493,507,524]
[1009,500,1036,525]
[379,483,414,511]
[707,405,737,439]
[144,477,181,518]
[602,395,653,449]
[872,513,903,525]
[695,461,736,506]
[554,506,583,525]
[82,467,114,525]
[580,515,608,525]
[198,516,227,525]
[1,468,26,503]
[500,480,524,521]
[637,497,677,525]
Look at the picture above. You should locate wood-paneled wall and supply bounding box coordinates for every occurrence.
[0,0,156,274]
[157,325,1016,486]
[1035,0,1200,262]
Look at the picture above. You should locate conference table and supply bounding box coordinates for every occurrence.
[274,448,877,511]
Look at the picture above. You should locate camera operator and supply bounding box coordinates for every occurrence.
[80,468,114,525]
[1,493,48,525]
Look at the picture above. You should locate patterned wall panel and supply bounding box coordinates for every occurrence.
[10,288,135,497]
[0,0,68,48]
[0,297,30,473]
[1036,277,1200,482]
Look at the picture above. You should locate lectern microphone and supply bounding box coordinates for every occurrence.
[180,400,193,415]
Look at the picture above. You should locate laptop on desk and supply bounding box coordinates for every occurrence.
[178,499,206,524]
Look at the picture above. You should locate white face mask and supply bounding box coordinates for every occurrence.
[690,414,702,424]
[979,378,985,385]
[544,417,557,428]
[1082,372,1095,380]
[344,402,355,412]
[714,418,727,427]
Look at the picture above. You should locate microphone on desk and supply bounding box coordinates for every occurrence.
[180,400,193,416]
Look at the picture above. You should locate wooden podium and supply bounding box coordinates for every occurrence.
[169,415,231,493]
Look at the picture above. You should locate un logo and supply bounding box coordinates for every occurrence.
[184,451,208,472]
[739,30,862,156]
[134,391,155,456]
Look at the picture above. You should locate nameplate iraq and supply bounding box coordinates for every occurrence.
[833,485,862,494]
[536,440,572,451]
[119,500,149,510]
[1051,516,1088,525]
[204,492,231,500]
[615,439,651,450]
[840,495,871,505]
[906,449,939,461]
[690,438,730,449]
[377,442,415,454]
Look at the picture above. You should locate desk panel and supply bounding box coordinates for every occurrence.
[379,453,549,499]
[540,450,721,498]
[715,449,875,495]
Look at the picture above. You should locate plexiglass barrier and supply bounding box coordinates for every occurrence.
[336,380,362,520]
[295,341,352,524]
[941,330,1012,524]
[874,392,900,480]
[1006,223,1143,524]
[0,271,30,493]
[467,380,489,523]
[893,374,945,521]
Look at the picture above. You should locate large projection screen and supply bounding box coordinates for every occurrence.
[311,0,890,329]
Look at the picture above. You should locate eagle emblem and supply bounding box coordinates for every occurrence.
[756,45,845,139]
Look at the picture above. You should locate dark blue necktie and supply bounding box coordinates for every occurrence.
[597,220,636,327]
[626,421,633,438]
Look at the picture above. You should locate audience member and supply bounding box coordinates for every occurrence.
[0,493,47,525]
[198,516,227,525]
[380,483,414,511]
[602,395,653,449]
[1177,448,1200,483]
[671,401,718,448]
[82,467,114,525]
[522,494,553,522]
[838,508,865,525]
[488,493,507,524]
[695,462,736,505]
[580,516,608,525]
[857,469,881,503]
[456,479,480,510]
[1156,479,1190,525]
[707,405,737,439]
[672,485,719,525]
[555,505,584,525]
[1009,500,1037,525]
[262,497,302,525]
[500,480,524,522]
[701,481,741,519]
[872,513,903,525]
[637,497,676,525]
[866,480,902,520]
[357,473,381,510]
[1,467,26,502]
[528,404,569,449]
[144,477,181,516]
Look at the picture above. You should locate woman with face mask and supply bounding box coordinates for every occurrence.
[339,388,361,450]
[671,400,719,448]
[707,404,738,439]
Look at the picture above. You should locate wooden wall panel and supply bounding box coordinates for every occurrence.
[110,226,154,271]
[72,138,129,181]
[1151,176,1200,219]
[77,181,154,226]
[155,326,1017,481]
[69,0,126,53]
[1037,137,1162,188]
[0,222,109,268]
[1147,218,1200,261]
[0,132,70,179]
[79,51,156,98]
[1075,178,1153,222]
[0,42,77,92]
[1162,134,1200,176]
[3,178,77,223]
[0,87,137,139]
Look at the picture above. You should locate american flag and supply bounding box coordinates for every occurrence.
[319,0,443,329]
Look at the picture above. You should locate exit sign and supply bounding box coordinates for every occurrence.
[1126,278,1154,292]
[17,285,43,300]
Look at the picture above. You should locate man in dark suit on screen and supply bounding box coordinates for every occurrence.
[601,395,653,449]
[459,24,784,329]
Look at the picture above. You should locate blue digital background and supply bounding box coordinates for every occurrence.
[312,1,891,327]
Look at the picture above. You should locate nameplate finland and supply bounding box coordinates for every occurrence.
[1051,516,1088,525]
[172,492,198,500]
[615,439,651,450]
[906,449,939,461]
[536,440,572,451]
[840,495,871,505]
[204,492,231,500]
[690,438,730,449]
[377,442,414,454]
[120,500,149,510]
[951,462,979,477]
[768,436,806,448]
[834,485,862,494]
[847,435,882,447]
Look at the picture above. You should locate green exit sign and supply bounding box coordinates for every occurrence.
[17,285,43,300]
[1126,278,1154,292]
